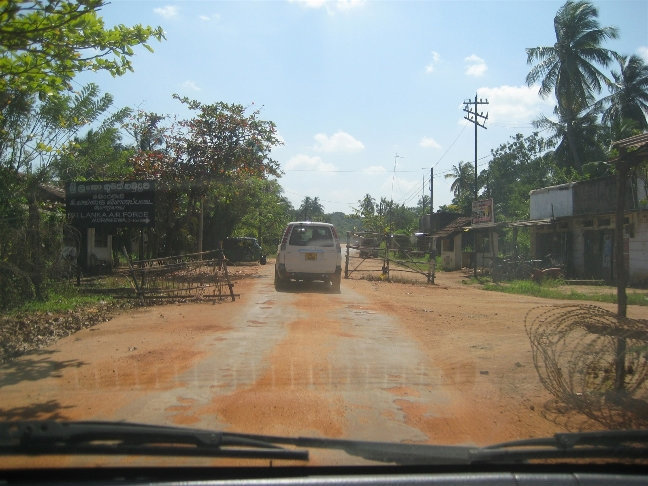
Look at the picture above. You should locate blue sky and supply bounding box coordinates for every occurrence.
[78,0,648,215]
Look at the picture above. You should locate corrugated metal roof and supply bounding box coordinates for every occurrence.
[509,218,554,227]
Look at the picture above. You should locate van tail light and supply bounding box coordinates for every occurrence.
[331,227,341,251]
[280,225,292,251]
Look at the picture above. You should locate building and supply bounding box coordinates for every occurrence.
[528,175,648,284]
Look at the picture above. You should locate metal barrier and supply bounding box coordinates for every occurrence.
[344,232,435,284]
[123,249,237,302]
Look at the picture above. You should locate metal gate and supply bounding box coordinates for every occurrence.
[344,232,435,284]
[124,249,237,302]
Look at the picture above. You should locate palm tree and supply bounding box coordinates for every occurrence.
[533,110,605,172]
[526,1,618,168]
[596,54,648,131]
[445,161,475,199]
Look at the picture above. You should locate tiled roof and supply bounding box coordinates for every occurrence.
[432,216,471,238]
[612,132,648,150]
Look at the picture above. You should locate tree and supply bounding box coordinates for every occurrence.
[0,83,118,299]
[526,0,618,168]
[444,161,475,215]
[484,133,557,221]
[596,54,648,131]
[168,95,281,184]
[231,178,293,253]
[52,110,133,181]
[128,96,283,255]
[445,161,475,198]
[415,195,431,218]
[0,0,164,104]
[532,109,606,172]
[355,194,375,218]
[0,83,116,176]
[296,196,324,221]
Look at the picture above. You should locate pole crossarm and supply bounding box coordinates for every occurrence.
[463,95,489,129]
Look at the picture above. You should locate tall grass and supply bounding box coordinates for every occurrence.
[8,285,115,315]
[481,279,648,306]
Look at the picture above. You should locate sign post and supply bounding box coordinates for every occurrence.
[65,181,155,229]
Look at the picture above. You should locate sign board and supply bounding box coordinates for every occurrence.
[66,181,155,228]
[472,198,494,225]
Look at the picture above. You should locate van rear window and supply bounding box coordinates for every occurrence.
[289,226,334,247]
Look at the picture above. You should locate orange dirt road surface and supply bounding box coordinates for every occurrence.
[1,260,647,466]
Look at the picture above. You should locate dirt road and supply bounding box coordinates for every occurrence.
[1,260,647,465]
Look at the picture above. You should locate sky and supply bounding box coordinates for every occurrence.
[77,0,648,215]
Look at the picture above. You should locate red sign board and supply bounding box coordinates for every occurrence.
[472,199,494,225]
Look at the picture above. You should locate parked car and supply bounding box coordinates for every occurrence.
[274,222,342,292]
[222,237,267,265]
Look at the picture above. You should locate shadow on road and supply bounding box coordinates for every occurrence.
[275,281,341,294]
[0,349,86,387]
[0,399,74,421]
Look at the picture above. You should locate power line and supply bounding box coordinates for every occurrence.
[432,124,468,169]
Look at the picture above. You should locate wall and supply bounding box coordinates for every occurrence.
[630,211,648,285]
[440,233,463,271]
[530,183,574,220]
[87,228,113,268]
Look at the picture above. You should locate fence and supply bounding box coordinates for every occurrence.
[526,304,648,428]
[344,232,435,284]
[123,249,237,302]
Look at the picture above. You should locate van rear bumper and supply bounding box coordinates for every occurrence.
[277,264,341,282]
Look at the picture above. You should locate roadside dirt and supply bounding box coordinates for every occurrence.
[2,260,648,461]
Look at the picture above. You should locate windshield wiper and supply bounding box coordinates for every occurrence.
[0,421,308,462]
[1,421,647,465]
[472,429,648,463]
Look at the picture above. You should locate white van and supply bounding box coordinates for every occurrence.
[274,221,342,292]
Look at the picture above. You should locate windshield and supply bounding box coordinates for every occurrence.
[1,0,648,472]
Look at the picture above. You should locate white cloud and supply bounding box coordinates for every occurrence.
[181,80,201,91]
[425,51,441,74]
[313,131,365,152]
[153,5,179,18]
[638,46,648,62]
[419,136,441,149]
[465,54,487,77]
[285,154,337,173]
[199,13,220,22]
[474,85,555,125]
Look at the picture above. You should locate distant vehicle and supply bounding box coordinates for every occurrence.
[358,235,379,258]
[222,237,266,265]
[274,222,342,292]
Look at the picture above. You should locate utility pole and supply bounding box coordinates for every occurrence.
[463,94,488,277]
[463,94,489,198]
[430,167,434,217]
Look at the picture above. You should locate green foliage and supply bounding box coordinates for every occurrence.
[229,178,293,254]
[52,126,134,181]
[444,161,475,213]
[595,54,648,131]
[126,96,284,256]
[526,1,618,113]
[0,0,164,102]
[295,196,325,221]
[481,279,648,306]
[0,83,120,175]
[10,286,114,314]
[526,0,620,170]
[484,132,557,221]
